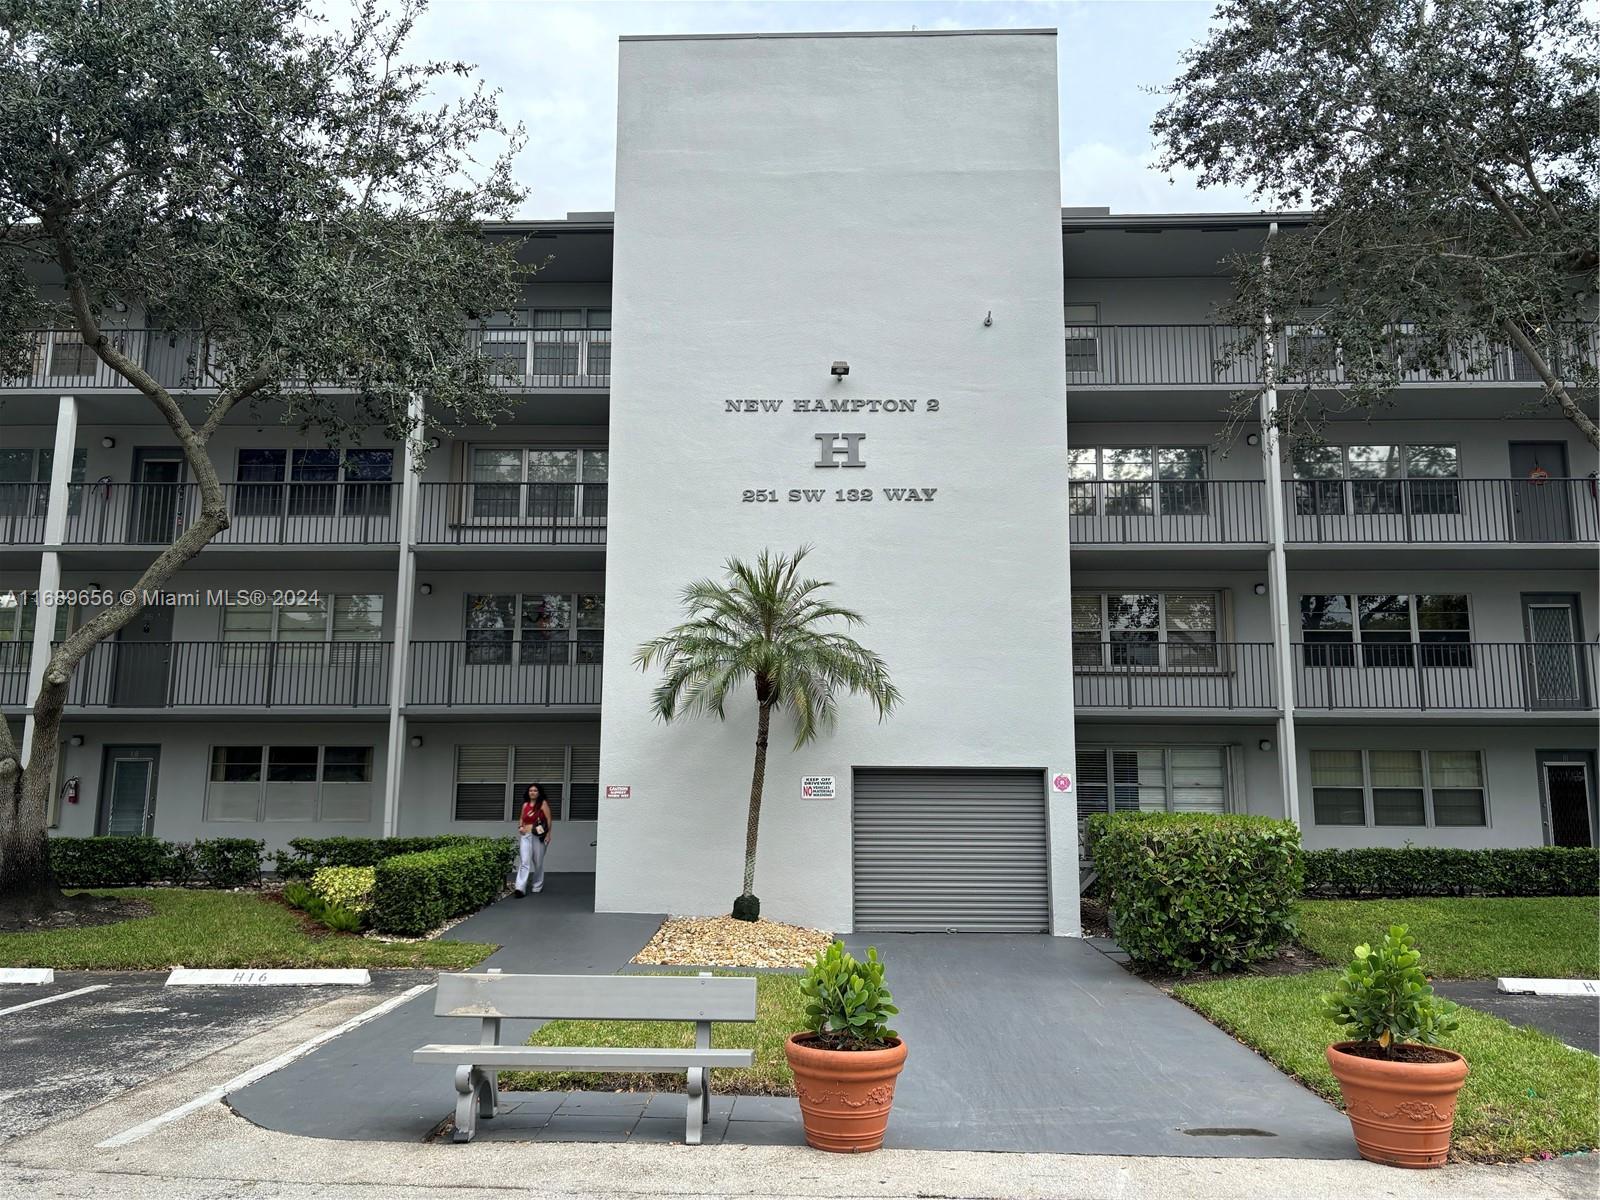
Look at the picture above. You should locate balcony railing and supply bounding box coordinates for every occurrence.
[63,640,392,708]
[1072,642,1277,709]
[408,639,602,706]
[1064,323,1597,387]
[60,481,401,545]
[1069,480,1266,544]
[0,485,48,544]
[1284,478,1600,545]
[0,645,32,705]
[1292,642,1597,711]
[4,326,611,391]
[416,482,607,545]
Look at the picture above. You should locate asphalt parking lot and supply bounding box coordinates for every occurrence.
[0,971,420,1141]
[1434,980,1600,1055]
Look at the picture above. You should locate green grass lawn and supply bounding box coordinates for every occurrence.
[501,971,807,1096]
[1296,896,1600,979]
[1175,969,1598,1161]
[0,889,495,970]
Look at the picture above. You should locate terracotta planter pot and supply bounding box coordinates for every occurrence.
[1325,1042,1469,1168]
[784,1033,908,1153]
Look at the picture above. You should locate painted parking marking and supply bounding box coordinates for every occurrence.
[165,968,372,987]
[0,968,54,985]
[97,981,433,1148]
[0,983,111,1017]
[1498,977,1600,997]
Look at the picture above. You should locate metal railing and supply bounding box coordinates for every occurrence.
[1284,477,1600,545]
[408,639,603,706]
[416,482,608,544]
[1069,480,1266,544]
[1071,642,1277,709]
[61,481,401,545]
[0,646,32,705]
[1064,323,1597,387]
[4,326,611,391]
[1292,642,1597,711]
[0,484,48,543]
[64,640,392,708]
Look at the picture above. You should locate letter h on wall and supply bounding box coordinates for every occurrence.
[814,433,866,468]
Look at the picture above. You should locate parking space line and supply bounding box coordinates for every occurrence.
[0,983,110,1017]
[96,981,434,1148]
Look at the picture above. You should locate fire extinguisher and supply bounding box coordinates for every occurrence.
[63,776,80,805]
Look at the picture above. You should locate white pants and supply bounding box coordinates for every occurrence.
[516,833,546,893]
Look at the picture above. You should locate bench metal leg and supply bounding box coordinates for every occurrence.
[685,1067,710,1145]
[453,1065,496,1143]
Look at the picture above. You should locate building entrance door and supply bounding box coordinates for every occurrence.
[1541,759,1595,848]
[102,746,160,836]
[129,449,187,544]
[1509,442,1572,541]
[1523,594,1586,710]
[111,606,174,707]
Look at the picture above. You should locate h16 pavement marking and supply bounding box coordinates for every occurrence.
[0,983,111,1017]
[96,981,434,1148]
[165,968,372,987]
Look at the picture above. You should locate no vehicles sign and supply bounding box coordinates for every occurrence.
[801,775,836,800]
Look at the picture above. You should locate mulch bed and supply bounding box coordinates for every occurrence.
[631,915,834,968]
[0,892,153,933]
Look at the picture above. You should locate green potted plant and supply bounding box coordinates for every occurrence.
[784,940,907,1153]
[1320,925,1467,1168]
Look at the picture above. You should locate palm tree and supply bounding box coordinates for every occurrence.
[635,546,900,921]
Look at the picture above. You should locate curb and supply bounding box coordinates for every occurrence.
[0,968,54,985]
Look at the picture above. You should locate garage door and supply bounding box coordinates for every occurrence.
[852,769,1050,933]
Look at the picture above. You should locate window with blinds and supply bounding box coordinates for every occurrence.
[452,744,602,822]
[1075,746,1230,821]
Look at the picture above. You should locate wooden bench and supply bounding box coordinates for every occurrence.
[414,969,757,1143]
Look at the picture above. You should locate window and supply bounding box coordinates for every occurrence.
[1067,445,1209,517]
[1292,444,1460,516]
[0,447,87,518]
[1299,594,1471,668]
[451,744,600,821]
[0,592,73,669]
[1063,303,1100,373]
[1072,591,1220,668]
[204,745,372,822]
[482,310,610,380]
[220,594,383,665]
[464,593,603,665]
[1311,748,1487,827]
[234,448,394,518]
[469,447,607,521]
[1075,745,1231,821]
[46,329,133,378]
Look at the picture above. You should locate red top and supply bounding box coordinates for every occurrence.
[521,801,549,838]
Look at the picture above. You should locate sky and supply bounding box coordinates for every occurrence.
[386,0,1259,219]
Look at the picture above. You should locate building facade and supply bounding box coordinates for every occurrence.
[3,30,1596,937]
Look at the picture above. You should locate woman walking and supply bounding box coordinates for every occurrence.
[514,782,553,896]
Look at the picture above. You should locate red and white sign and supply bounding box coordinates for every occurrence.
[801,775,836,799]
[1050,771,1074,794]
[604,785,631,800]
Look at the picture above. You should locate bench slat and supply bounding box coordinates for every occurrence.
[412,1044,755,1069]
[432,972,758,1021]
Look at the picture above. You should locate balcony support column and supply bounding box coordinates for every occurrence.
[381,393,424,836]
[1258,224,1301,824]
[22,395,78,769]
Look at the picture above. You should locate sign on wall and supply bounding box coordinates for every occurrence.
[1050,771,1074,794]
[801,775,836,799]
[729,399,942,505]
[605,785,631,799]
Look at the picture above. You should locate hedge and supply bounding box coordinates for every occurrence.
[1301,847,1599,898]
[310,865,377,915]
[48,836,265,888]
[1088,812,1304,974]
[369,838,514,936]
[273,835,493,879]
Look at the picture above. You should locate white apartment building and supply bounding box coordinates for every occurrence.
[2,30,1595,936]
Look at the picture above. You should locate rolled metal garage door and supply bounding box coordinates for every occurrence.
[852,768,1050,932]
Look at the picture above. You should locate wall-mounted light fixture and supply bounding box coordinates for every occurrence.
[101,436,116,449]
[428,437,442,450]
[69,735,84,747]
[1253,582,1267,596]
[419,582,433,596]
[983,311,993,327]
[409,735,424,749]
[1245,433,1260,446]
[1258,739,1273,752]
[830,361,849,380]
[87,581,101,590]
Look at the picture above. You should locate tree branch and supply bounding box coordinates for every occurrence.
[1501,319,1600,449]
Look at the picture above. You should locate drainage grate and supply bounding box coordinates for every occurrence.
[1182,1127,1277,1138]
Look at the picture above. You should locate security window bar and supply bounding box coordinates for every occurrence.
[1072,591,1220,668]
[1291,443,1460,516]
[1299,593,1471,668]
[1311,748,1486,827]
[1074,745,1230,822]
[451,744,601,822]
[463,592,604,666]
[1067,445,1209,517]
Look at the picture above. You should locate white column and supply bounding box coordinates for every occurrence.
[381,394,424,836]
[22,396,78,769]
[1257,223,1301,824]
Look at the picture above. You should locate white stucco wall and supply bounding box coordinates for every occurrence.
[600,31,1075,933]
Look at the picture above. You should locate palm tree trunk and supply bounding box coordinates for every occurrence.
[742,701,772,898]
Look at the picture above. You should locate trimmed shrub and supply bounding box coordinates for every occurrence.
[49,836,172,887]
[1089,812,1304,974]
[310,865,376,914]
[272,835,489,879]
[370,839,513,936]
[1301,846,1599,898]
[195,838,265,888]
